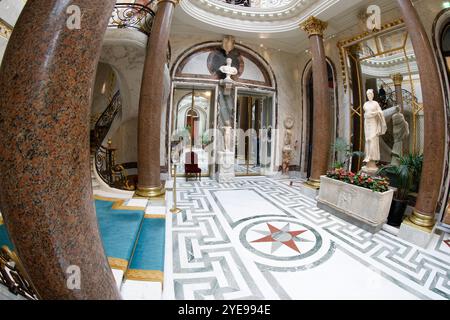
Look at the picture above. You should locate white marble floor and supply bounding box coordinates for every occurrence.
[163,177,450,300]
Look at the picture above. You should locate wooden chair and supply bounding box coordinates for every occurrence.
[184,151,202,181]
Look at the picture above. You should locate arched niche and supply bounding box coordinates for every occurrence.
[171,42,275,89]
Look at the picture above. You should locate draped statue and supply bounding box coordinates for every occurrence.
[362,89,387,174]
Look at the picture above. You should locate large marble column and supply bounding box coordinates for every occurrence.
[0,0,120,299]
[396,0,446,232]
[136,0,180,198]
[300,17,331,188]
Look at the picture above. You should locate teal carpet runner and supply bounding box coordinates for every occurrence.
[95,198,145,271]
[0,223,13,250]
[126,217,166,282]
[0,198,166,284]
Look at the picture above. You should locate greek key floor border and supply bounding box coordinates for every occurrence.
[169,177,450,300]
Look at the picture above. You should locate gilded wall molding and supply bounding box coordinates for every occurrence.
[337,18,405,93]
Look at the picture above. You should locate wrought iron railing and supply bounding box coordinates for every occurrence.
[92,91,122,148]
[108,3,156,36]
[95,142,137,191]
[0,246,39,300]
[91,92,137,191]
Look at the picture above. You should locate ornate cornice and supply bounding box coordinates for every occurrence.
[299,16,328,37]
[179,0,322,34]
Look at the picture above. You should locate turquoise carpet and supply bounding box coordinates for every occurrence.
[95,199,145,265]
[0,199,166,282]
[0,223,13,250]
[129,217,166,272]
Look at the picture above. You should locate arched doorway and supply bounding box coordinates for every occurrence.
[169,41,277,178]
[301,59,338,178]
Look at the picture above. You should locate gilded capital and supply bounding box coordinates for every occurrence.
[300,16,328,38]
[391,73,404,86]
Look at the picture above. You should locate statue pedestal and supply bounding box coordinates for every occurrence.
[220,78,234,96]
[361,161,379,176]
[217,151,235,183]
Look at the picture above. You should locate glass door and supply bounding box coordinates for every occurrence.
[235,94,272,176]
[171,87,214,177]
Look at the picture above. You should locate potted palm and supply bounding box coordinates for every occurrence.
[377,154,423,227]
[332,138,365,171]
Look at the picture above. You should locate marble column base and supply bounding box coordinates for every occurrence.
[398,218,434,248]
[217,151,235,183]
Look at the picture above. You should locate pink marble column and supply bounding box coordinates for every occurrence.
[136,0,180,198]
[0,0,120,299]
[300,17,331,188]
[397,0,446,228]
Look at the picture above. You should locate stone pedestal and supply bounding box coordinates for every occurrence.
[361,161,379,176]
[217,151,235,183]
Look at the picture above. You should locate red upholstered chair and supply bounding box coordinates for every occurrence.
[184,151,202,181]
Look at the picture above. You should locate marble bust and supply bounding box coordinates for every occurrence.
[220,58,238,82]
[222,120,232,152]
[362,89,387,173]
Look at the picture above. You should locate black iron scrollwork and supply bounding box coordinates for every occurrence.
[0,246,39,300]
[109,3,156,36]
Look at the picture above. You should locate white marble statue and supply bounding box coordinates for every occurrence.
[391,111,410,165]
[362,89,387,174]
[222,120,232,152]
[282,117,295,175]
[220,58,238,82]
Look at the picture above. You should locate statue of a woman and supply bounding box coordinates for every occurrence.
[362,89,387,173]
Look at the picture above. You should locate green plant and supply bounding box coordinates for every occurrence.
[332,138,365,170]
[377,154,423,201]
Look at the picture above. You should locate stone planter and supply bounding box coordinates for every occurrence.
[317,176,394,233]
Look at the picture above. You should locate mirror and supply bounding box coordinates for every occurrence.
[341,23,424,170]
[171,88,215,176]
